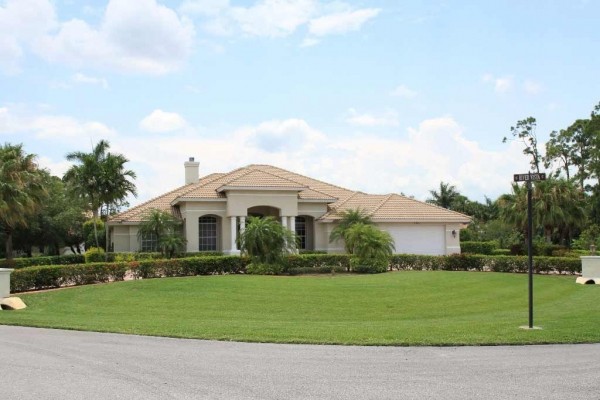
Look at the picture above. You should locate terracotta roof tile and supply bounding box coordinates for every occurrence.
[110,164,471,224]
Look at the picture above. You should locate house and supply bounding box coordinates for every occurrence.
[108,159,471,255]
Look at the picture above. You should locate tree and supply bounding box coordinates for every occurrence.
[344,223,395,260]
[0,143,47,263]
[238,216,297,265]
[328,208,372,253]
[427,182,460,209]
[504,117,542,173]
[497,178,585,244]
[64,140,136,249]
[137,209,184,256]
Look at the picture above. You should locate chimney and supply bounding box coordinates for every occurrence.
[184,157,199,185]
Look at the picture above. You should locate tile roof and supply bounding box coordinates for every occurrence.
[110,164,470,224]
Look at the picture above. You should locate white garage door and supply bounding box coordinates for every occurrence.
[380,224,446,256]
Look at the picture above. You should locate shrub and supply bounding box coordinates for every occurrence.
[1,254,85,269]
[85,247,105,263]
[350,257,388,273]
[284,254,351,272]
[287,265,346,275]
[461,241,498,255]
[246,263,284,275]
[491,249,511,256]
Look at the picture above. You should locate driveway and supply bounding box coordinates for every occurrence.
[1,325,598,399]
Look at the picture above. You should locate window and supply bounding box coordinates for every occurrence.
[295,216,306,250]
[199,216,218,251]
[140,232,158,252]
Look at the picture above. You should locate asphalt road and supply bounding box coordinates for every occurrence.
[1,325,598,399]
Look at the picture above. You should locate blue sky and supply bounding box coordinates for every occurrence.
[1,0,599,206]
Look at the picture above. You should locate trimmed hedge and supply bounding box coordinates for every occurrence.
[389,254,581,274]
[9,253,583,293]
[1,254,85,269]
[460,241,498,255]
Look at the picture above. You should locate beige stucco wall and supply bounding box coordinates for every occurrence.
[226,191,299,217]
[180,201,228,252]
[111,225,140,252]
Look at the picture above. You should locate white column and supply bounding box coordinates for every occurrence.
[230,216,237,252]
[289,216,296,233]
[239,216,246,236]
[281,216,288,229]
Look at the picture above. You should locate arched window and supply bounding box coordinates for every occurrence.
[199,216,218,251]
[295,216,306,250]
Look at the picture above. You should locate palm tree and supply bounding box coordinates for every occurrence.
[498,178,585,243]
[329,208,372,253]
[344,223,395,261]
[0,143,46,263]
[137,209,183,256]
[64,140,136,249]
[427,182,460,209]
[238,216,297,265]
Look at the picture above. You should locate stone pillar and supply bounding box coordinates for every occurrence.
[281,216,288,229]
[289,216,296,233]
[0,268,14,298]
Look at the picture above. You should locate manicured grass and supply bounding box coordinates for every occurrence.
[1,271,598,345]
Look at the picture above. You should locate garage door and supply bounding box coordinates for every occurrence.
[380,224,446,256]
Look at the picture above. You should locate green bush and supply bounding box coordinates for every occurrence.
[10,262,129,292]
[134,256,248,279]
[350,257,388,273]
[491,249,511,256]
[1,254,85,269]
[287,265,346,275]
[85,247,105,263]
[246,263,284,275]
[461,241,498,255]
[284,254,351,272]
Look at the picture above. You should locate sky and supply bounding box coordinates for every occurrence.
[1,0,599,207]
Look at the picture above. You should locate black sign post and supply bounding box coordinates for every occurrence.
[513,172,546,329]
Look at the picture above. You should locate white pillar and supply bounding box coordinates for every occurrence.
[289,216,296,233]
[240,216,246,236]
[281,216,288,229]
[230,216,237,252]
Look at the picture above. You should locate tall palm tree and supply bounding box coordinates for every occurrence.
[0,143,46,263]
[427,182,460,209]
[64,140,136,249]
[329,208,372,253]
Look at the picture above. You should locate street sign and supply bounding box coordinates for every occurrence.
[514,172,546,182]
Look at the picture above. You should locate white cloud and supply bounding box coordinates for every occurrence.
[181,0,380,45]
[139,109,188,133]
[117,116,529,203]
[73,72,108,89]
[0,105,116,140]
[0,0,57,73]
[482,73,514,93]
[524,79,542,95]
[307,8,380,37]
[390,84,418,99]
[345,108,399,127]
[34,0,195,75]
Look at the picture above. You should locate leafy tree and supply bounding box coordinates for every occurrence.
[83,219,105,251]
[0,143,47,263]
[64,140,136,249]
[137,209,185,257]
[503,117,542,173]
[238,216,297,265]
[329,208,373,253]
[427,182,460,209]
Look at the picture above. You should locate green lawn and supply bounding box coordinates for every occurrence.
[1,271,598,345]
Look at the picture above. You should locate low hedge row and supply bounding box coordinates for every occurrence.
[10,253,582,293]
[2,254,85,269]
[389,254,581,274]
